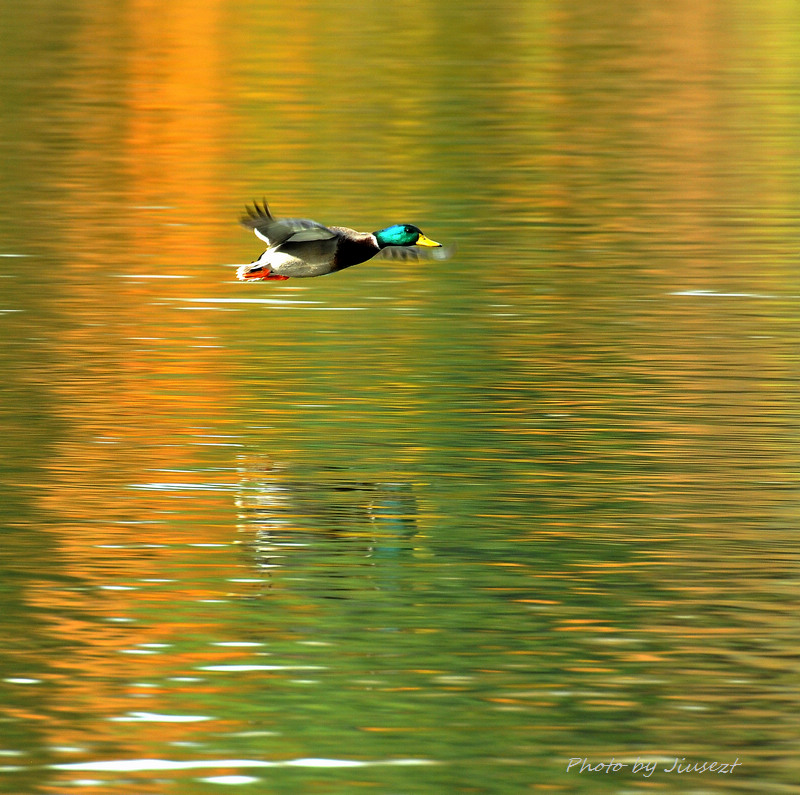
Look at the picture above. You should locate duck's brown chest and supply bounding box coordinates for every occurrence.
[330,230,380,271]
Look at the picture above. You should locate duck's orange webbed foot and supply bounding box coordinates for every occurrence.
[237,264,290,281]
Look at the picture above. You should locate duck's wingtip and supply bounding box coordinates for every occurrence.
[240,198,274,227]
[376,241,457,262]
[431,241,457,260]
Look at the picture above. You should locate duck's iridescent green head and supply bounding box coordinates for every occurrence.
[374,224,442,249]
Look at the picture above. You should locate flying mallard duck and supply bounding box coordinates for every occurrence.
[237,200,449,281]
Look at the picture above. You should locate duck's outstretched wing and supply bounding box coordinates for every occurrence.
[375,242,457,261]
[241,200,337,247]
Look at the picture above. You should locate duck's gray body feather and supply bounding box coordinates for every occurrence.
[238,202,379,278]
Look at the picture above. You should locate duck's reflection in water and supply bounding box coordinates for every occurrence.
[235,459,419,592]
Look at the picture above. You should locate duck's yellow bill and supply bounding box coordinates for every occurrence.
[416,234,442,248]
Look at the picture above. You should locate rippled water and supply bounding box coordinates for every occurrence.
[2,1,800,793]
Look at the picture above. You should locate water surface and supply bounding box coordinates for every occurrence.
[2,1,800,793]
